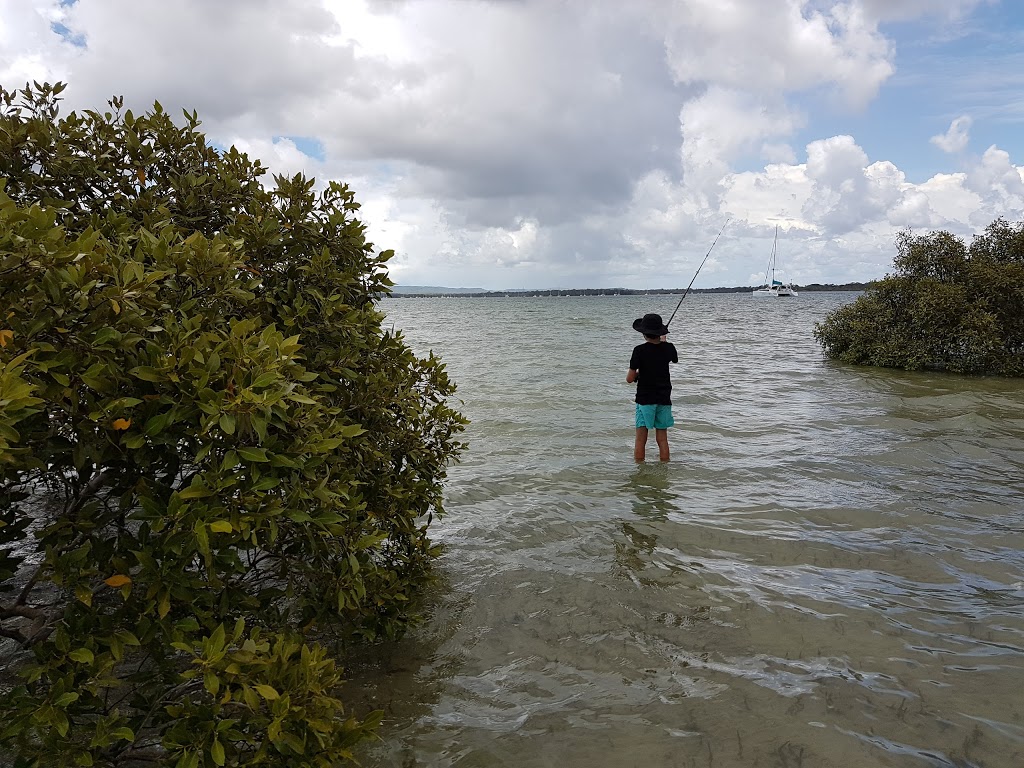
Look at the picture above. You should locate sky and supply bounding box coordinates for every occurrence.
[2,0,1024,290]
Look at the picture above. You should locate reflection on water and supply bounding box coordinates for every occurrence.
[347,293,1024,768]
[626,463,679,518]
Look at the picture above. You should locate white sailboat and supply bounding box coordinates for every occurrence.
[752,226,798,298]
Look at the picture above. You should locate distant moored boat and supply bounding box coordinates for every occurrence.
[752,226,798,298]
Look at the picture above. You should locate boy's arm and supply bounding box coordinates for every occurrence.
[627,347,640,383]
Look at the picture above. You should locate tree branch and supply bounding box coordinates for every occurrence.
[0,604,44,620]
[66,467,114,518]
[15,564,44,606]
[0,626,28,644]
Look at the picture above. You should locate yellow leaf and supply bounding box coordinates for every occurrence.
[136,167,146,185]
[104,574,132,588]
[209,521,233,533]
[0,329,12,347]
[110,299,121,314]
[112,418,132,430]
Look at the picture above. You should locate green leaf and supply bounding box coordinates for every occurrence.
[250,372,278,389]
[242,686,260,709]
[195,524,210,558]
[209,521,232,533]
[251,414,268,442]
[68,648,94,664]
[251,476,279,491]
[81,367,108,391]
[311,438,343,452]
[158,591,171,619]
[178,485,214,499]
[129,366,164,382]
[354,532,387,550]
[144,411,171,436]
[108,396,144,409]
[204,671,220,696]
[54,692,80,707]
[54,710,70,737]
[282,732,305,754]
[210,740,225,767]
[254,684,279,700]
[93,327,119,345]
[218,412,236,435]
[175,617,201,632]
[237,446,268,462]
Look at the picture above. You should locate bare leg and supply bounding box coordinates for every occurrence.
[634,427,648,462]
[655,428,669,462]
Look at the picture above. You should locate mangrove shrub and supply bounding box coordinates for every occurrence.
[0,82,466,766]
[814,221,1024,376]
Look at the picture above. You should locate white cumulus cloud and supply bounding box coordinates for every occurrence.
[931,116,973,153]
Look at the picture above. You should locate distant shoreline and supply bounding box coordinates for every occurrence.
[386,283,872,299]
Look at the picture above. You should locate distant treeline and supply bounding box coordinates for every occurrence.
[386,282,874,298]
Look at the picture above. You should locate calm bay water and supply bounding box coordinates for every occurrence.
[351,292,1024,768]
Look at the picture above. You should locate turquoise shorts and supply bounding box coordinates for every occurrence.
[635,403,674,430]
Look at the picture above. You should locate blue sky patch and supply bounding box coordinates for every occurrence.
[50,21,86,48]
[278,135,326,162]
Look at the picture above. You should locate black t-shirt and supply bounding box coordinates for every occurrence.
[629,341,678,405]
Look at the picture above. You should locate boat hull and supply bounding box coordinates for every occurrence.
[752,287,799,297]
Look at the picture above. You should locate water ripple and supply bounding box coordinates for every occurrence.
[346,294,1024,768]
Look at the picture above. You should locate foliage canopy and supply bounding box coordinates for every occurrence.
[814,221,1024,376]
[0,82,466,766]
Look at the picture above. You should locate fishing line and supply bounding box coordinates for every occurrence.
[666,218,730,329]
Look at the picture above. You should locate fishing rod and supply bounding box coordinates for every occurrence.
[666,218,730,328]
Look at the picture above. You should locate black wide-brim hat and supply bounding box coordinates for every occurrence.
[633,313,669,336]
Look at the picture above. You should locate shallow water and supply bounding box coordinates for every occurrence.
[351,292,1024,768]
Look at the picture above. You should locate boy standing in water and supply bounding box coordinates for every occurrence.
[626,313,678,462]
